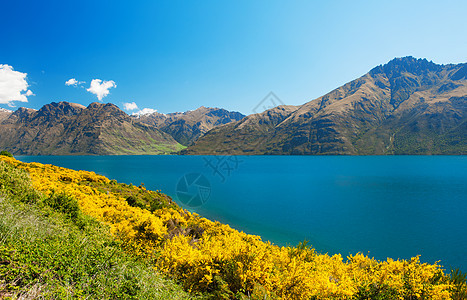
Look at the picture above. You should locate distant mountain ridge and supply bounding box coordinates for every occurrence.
[184,57,467,155]
[0,102,244,155]
[1,56,465,156]
[133,106,245,146]
[0,102,183,155]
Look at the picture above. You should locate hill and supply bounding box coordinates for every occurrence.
[0,102,184,155]
[184,57,467,155]
[133,106,245,146]
[0,157,196,299]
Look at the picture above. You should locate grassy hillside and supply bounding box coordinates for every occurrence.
[0,158,197,299]
[1,154,466,299]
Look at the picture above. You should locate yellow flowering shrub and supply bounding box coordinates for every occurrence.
[0,156,454,299]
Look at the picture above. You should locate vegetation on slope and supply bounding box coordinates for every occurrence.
[1,153,466,299]
[0,157,197,299]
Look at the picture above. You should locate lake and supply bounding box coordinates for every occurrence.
[17,155,467,271]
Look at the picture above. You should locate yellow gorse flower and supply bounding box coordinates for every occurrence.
[0,156,453,299]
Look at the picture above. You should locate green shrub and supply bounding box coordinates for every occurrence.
[0,150,13,157]
[126,195,138,206]
[43,192,84,228]
[0,160,41,203]
[450,268,467,300]
[126,195,146,209]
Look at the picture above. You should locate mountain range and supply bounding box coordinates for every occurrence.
[0,102,243,155]
[0,102,180,155]
[0,57,465,155]
[132,106,245,146]
[184,57,467,155]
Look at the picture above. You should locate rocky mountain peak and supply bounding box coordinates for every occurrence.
[186,57,466,155]
[370,56,441,78]
[36,101,85,119]
[87,102,104,109]
[83,102,129,121]
[5,107,37,124]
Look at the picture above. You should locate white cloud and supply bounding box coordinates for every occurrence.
[86,79,116,100]
[123,102,138,110]
[65,78,85,87]
[0,64,34,105]
[65,78,78,86]
[131,108,158,116]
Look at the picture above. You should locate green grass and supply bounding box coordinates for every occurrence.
[2,155,466,299]
[0,160,199,299]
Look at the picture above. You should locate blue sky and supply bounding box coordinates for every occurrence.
[1,0,466,115]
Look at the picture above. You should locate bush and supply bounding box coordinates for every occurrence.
[126,195,146,209]
[0,160,41,203]
[450,268,467,300]
[0,150,13,157]
[44,192,81,223]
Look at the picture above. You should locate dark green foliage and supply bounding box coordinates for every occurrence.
[0,150,13,157]
[164,218,205,241]
[296,239,311,251]
[44,192,80,221]
[114,274,141,299]
[450,268,467,300]
[206,275,234,299]
[79,179,178,211]
[126,195,138,207]
[125,195,146,209]
[353,284,400,300]
[149,198,166,212]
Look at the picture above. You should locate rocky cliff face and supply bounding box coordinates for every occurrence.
[134,106,245,146]
[185,57,467,155]
[0,102,184,155]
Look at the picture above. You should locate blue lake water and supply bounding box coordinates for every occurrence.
[17,155,467,271]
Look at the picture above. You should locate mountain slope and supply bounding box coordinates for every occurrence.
[185,57,467,155]
[0,102,184,155]
[0,108,13,122]
[134,106,245,146]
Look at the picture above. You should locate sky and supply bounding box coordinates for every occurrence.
[1,0,467,115]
